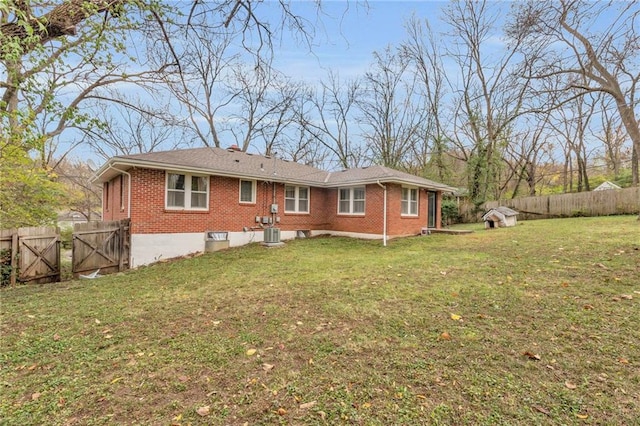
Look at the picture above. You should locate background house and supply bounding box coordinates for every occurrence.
[93,147,456,267]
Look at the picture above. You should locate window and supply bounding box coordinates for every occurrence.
[402,187,419,216]
[239,180,256,203]
[166,173,209,210]
[338,186,365,214]
[285,186,309,213]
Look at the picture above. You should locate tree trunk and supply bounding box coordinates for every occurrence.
[0,1,121,53]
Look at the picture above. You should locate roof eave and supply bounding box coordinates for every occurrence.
[92,158,329,186]
[324,177,456,192]
[93,157,456,191]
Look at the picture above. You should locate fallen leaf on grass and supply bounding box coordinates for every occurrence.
[299,401,317,410]
[595,263,609,269]
[450,313,462,321]
[110,377,123,384]
[31,392,41,401]
[439,332,452,340]
[576,413,589,419]
[618,358,629,364]
[178,375,190,382]
[523,351,541,360]
[276,408,287,416]
[565,381,577,390]
[620,294,633,300]
[246,349,257,356]
[196,406,210,416]
[532,405,550,416]
[53,334,61,341]
[262,363,274,371]
[583,304,594,310]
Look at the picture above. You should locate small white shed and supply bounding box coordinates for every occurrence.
[482,206,519,229]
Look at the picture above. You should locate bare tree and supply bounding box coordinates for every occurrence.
[161,29,239,148]
[303,70,365,169]
[546,83,599,192]
[594,97,630,181]
[228,62,300,153]
[401,15,451,182]
[358,46,425,169]
[443,0,532,204]
[53,158,102,222]
[503,113,554,197]
[508,0,640,185]
[81,100,192,160]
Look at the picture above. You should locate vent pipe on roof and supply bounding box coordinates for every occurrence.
[227,144,241,151]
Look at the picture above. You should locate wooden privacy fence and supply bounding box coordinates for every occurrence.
[0,226,60,286]
[461,187,640,221]
[72,219,130,278]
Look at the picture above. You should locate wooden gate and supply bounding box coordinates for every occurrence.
[0,226,60,285]
[72,219,130,277]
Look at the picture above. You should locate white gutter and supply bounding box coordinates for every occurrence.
[376,181,387,247]
[107,164,132,219]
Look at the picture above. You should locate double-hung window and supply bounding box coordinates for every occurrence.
[239,180,256,204]
[401,187,419,216]
[338,186,365,214]
[285,186,309,213]
[166,173,209,210]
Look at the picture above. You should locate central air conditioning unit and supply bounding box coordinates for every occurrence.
[263,227,281,244]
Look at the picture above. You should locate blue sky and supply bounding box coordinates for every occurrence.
[269,1,450,82]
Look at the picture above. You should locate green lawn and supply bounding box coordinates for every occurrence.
[1,216,639,425]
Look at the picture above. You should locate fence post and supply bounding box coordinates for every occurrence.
[118,220,125,272]
[10,232,18,287]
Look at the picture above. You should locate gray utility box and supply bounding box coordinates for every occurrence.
[205,231,229,252]
[263,227,281,244]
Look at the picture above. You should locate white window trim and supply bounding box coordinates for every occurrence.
[165,172,209,211]
[284,185,310,213]
[401,186,419,216]
[239,179,256,204]
[338,186,366,215]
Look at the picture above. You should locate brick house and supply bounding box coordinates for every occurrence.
[93,147,455,267]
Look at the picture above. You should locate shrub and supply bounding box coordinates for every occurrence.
[441,198,461,225]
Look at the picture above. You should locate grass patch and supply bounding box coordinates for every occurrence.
[1,216,639,425]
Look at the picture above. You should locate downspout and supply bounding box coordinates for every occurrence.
[107,164,131,219]
[376,181,387,247]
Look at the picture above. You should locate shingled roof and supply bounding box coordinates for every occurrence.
[93,147,456,192]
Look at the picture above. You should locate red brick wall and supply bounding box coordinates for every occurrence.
[126,169,333,234]
[107,168,440,235]
[324,184,385,234]
[385,184,429,235]
[102,175,129,222]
